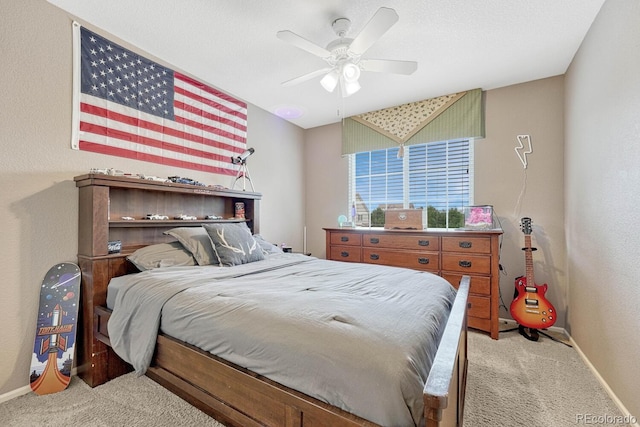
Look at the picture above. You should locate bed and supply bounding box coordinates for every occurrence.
[74,173,469,427]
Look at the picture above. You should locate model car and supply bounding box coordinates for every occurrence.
[174,214,198,220]
[145,214,169,220]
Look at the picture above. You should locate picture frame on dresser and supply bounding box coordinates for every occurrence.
[324,227,503,339]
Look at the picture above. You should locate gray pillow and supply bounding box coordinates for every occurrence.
[203,223,265,266]
[164,227,219,265]
[253,234,284,255]
[127,242,196,271]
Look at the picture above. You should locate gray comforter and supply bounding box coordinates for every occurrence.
[107,253,456,427]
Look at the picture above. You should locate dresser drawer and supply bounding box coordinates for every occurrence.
[329,232,362,246]
[467,295,491,319]
[441,253,491,274]
[329,246,362,262]
[363,233,440,251]
[441,236,491,254]
[362,248,439,272]
[442,273,491,296]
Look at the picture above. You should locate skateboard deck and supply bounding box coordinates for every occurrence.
[30,263,81,395]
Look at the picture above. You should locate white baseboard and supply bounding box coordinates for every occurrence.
[569,336,636,422]
[0,384,31,404]
[0,367,78,404]
[498,317,635,421]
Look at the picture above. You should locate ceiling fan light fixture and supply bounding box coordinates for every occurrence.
[320,69,340,92]
[342,62,361,83]
[279,8,415,98]
[341,78,361,97]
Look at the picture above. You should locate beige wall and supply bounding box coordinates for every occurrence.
[305,76,567,326]
[0,0,305,395]
[565,0,640,417]
[479,78,567,323]
[304,123,349,256]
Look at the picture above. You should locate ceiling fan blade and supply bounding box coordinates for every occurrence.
[281,67,334,87]
[277,30,332,58]
[348,7,399,56]
[360,59,418,75]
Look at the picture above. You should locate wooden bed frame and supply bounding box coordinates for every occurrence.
[74,174,469,427]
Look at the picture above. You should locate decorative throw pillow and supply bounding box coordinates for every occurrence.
[253,234,284,255]
[164,227,219,266]
[203,223,265,266]
[127,242,196,271]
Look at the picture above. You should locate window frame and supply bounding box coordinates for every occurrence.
[348,138,474,229]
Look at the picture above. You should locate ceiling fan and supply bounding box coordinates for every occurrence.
[277,7,418,97]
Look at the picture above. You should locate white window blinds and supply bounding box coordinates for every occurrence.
[349,139,473,228]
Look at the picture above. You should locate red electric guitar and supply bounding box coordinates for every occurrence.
[510,218,556,338]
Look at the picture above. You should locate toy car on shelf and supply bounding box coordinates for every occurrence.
[167,176,205,186]
[174,214,197,220]
[138,174,170,182]
[205,215,223,220]
[145,214,169,220]
[90,168,125,176]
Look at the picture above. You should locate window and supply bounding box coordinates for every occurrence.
[348,139,474,228]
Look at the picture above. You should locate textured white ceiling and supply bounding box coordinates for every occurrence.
[48,0,605,129]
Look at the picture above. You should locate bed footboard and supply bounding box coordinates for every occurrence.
[424,275,470,427]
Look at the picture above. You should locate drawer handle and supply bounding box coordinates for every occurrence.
[340,236,349,242]
[370,254,380,260]
[340,251,350,257]
[369,238,380,244]
[418,257,429,264]
[459,241,472,248]
[418,240,430,246]
[459,260,472,268]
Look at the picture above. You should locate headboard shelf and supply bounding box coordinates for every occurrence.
[74,173,261,199]
[75,173,261,258]
[109,219,250,227]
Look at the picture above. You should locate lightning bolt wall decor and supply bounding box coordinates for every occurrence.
[515,135,533,169]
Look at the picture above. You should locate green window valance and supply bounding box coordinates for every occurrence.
[342,88,484,155]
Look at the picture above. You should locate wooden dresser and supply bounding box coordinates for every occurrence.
[324,227,502,339]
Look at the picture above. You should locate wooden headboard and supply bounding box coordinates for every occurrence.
[73,173,262,386]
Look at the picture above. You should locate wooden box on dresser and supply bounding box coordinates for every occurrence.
[74,173,261,386]
[324,227,503,339]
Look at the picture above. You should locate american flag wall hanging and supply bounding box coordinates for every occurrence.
[71,22,247,176]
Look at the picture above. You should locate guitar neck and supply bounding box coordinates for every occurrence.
[524,235,535,285]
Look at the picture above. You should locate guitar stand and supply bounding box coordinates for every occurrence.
[502,325,572,347]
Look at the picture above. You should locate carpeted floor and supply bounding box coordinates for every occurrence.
[464,328,629,427]
[1,329,630,426]
[1,372,223,427]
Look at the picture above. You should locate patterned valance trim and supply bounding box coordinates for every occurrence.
[350,92,466,144]
[342,88,484,155]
